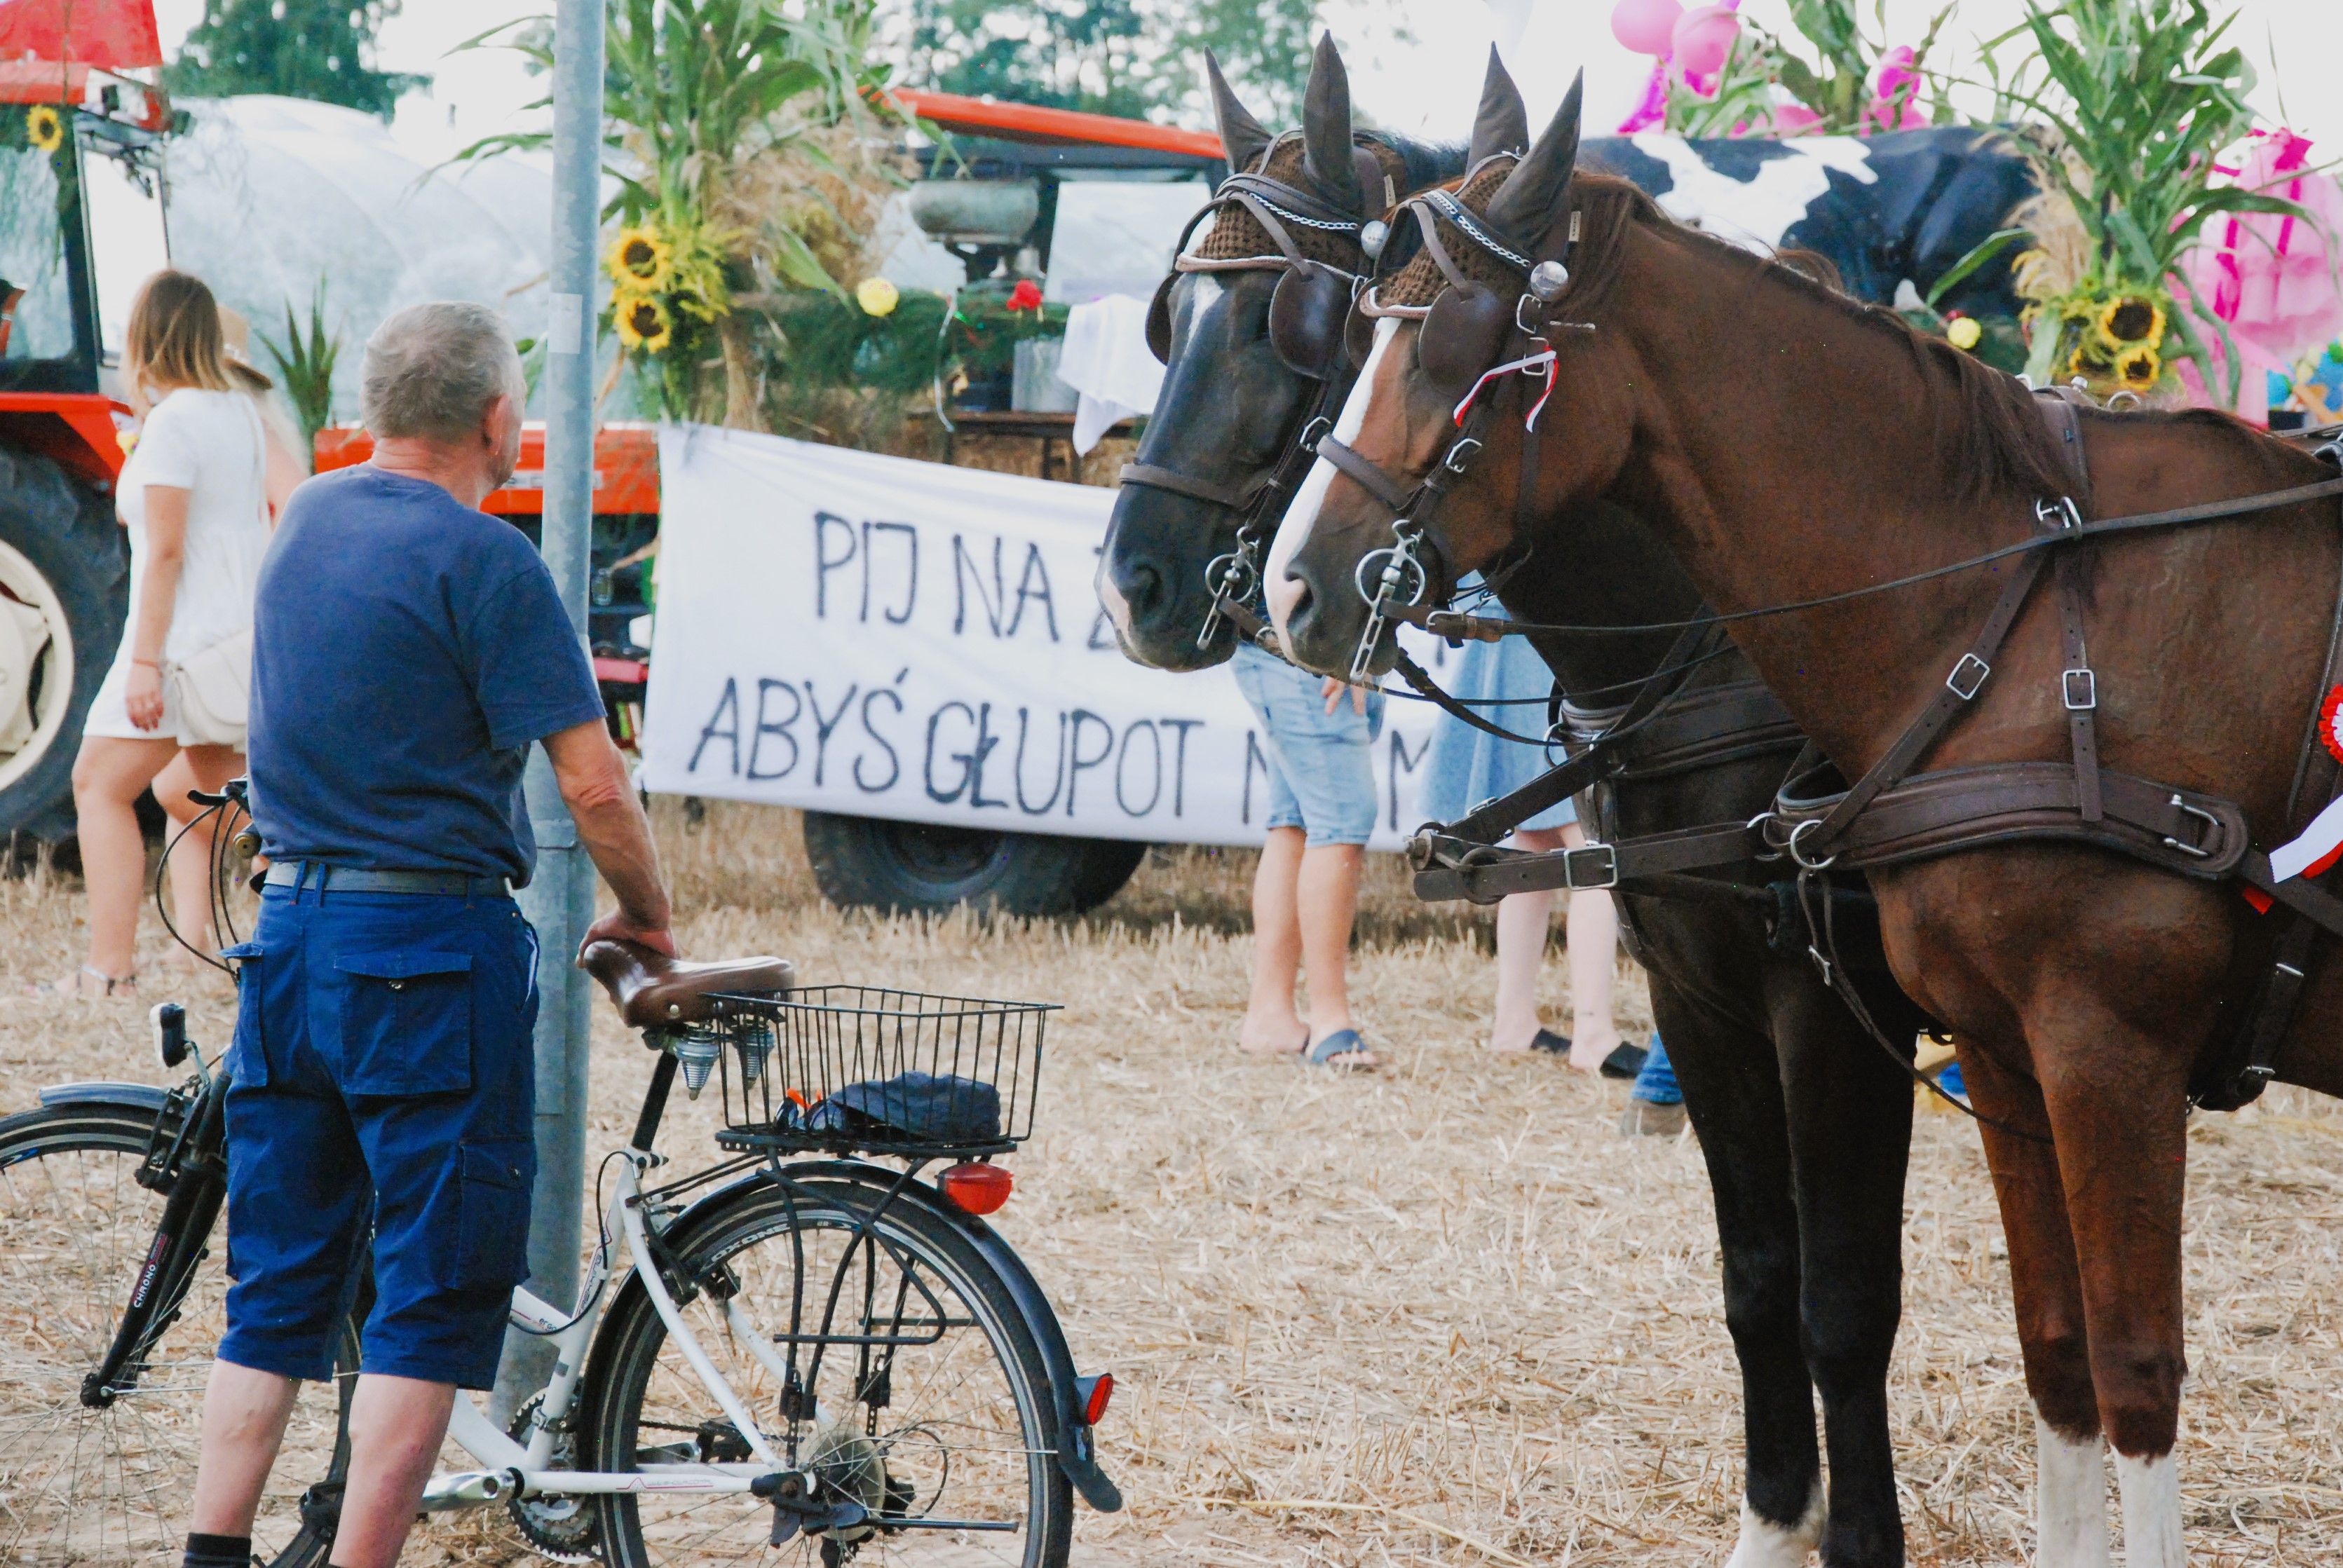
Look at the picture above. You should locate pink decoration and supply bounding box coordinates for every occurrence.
[1866,46,1929,132]
[2176,129,2343,422]
[1672,4,1741,78]
[1768,102,1824,136]
[1617,58,1671,134]
[1610,0,1685,57]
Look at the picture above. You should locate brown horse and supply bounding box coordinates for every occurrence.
[1271,83,2343,1567]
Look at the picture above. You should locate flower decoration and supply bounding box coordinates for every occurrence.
[1946,315,1983,351]
[855,276,899,318]
[25,105,61,154]
[607,226,673,292]
[2116,344,2162,393]
[613,292,672,354]
[1006,279,1044,314]
[2096,294,2165,352]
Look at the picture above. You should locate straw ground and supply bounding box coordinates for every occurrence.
[3,799,2341,1564]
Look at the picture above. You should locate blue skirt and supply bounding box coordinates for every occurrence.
[1415,631,1575,831]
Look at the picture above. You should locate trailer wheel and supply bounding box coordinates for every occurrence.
[0,450,125,845]
[801,811,1146,917]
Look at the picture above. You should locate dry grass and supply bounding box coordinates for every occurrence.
[4,799,2342,1564]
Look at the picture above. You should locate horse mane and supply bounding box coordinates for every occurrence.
[1556,177,2071,508]
[1361,132,1469,202]
[1562,171,2074,505]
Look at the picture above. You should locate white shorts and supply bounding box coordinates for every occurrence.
[80,648,245,751]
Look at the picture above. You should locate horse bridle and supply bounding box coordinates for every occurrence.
[1120,142,1390,649]
[1313,160,1587,681]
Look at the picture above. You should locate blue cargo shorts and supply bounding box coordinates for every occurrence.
[1230,641,1385,846]
[218,881,538,1391]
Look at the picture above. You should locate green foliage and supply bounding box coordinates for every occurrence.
[1664,0,1951,137]
[1983,0,2310,400]
[259,282,340,458]
[763,287,1066,395]
[897,0,1327,124]
[165,0,424,120]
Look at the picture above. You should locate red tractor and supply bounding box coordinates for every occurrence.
[0,54,175,845]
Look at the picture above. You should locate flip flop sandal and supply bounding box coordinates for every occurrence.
[24,966,135,1000]
[1528,1028,1570,1057]
[1600,1042,1649,1080]
[1306,1028,1379,1070]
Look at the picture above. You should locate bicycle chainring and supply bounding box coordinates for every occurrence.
[506,1396,602,1562]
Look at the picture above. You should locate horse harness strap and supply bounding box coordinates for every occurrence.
[1766,393,2343,1110]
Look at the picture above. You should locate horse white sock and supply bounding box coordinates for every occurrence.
[2113,1450,2183,1568]
[2036,1410,2110,1568]
[1724,1476,1824,1568]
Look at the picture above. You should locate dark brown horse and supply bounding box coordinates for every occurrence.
[1273,80,2343,1567]
[1109,49,1933,1566]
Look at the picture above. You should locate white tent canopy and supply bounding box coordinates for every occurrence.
[163,95,577,422]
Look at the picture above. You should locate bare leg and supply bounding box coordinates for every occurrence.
[52,735,179,993]
[1488,826,1561,1052]
[1558,821,1624,1072]
[1298,842,1376,1063]
[189,1360,301,1535]
[1240,827,1308,1055]
[328,1374,457,1568]
[154,745,245,962]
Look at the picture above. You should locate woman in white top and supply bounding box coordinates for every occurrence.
[40,271,302,997]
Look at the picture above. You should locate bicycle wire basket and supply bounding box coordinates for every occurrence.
[651,986,1056,1159]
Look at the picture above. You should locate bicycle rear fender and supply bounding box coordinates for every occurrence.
[663,1162,1124,1514]
[38,1080,171,1114]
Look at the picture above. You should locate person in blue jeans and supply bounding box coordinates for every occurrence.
[1229,641,1382,1068]
[179,304,678,1568]
[1418,608,1638,1077]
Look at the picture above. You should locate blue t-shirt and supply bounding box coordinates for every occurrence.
[248,466,608,884]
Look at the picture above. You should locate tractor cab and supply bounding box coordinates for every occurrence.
[0,60,176,844]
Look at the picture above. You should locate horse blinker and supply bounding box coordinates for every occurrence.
[1268,261,1352,379]
[1145,272,1176,364]
[1418,285,1510,400]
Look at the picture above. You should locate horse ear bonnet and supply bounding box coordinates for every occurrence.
[1418,285,1509,400]
[1468,46,1530,165]
[1483,69,1584,259]
[1299,34,1364,218]
[1207,50,1273,172]
[1145,271,1176,364]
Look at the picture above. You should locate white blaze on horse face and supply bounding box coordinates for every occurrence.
[2113,1450,2182,1568]
[1723,1478,1822,1568]
[2035,1412,2110,1568]
[1266,315,1399,647]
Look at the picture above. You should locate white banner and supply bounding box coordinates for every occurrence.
[637,425,1447,850]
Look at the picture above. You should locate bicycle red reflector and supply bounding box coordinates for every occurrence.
[939,1162,1012,1215]
[1080,1372,1113,1426]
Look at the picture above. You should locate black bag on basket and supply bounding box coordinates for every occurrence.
[801,1072,1002,1146]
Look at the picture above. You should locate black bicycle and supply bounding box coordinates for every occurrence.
[0,784,1118,1566]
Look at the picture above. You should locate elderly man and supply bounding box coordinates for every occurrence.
[178,301,674,1568]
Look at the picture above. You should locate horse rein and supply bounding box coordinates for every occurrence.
[1120,146,1390,651]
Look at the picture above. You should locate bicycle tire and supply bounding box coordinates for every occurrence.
[580,1174,1075,1568]
[0,1098,358,1567]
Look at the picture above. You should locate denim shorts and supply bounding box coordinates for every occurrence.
[218,883,539,1391]
[1230,641,1384,847]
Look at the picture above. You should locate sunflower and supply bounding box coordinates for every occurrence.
[25,105,61,154]
[2116,344,2161,393]
[613,292,672,354]
[2096,294,2165,350]
[607,226,673,292]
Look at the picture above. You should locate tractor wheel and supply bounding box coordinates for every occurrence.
[0,447,126,845]
[801,811,1147,917]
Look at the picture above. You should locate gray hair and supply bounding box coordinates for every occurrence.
[360,301,524,441]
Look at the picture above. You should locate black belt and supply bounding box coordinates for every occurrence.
[264,862,513,899]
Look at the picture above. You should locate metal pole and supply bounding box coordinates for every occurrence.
[494,0,604,1424]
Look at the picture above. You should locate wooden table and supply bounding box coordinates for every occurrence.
[937,409,1138,484]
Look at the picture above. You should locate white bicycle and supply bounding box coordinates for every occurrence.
[0,787,1118,1567]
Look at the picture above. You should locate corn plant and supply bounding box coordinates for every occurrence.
[1981,0,2310,400]
[259,281,339,458]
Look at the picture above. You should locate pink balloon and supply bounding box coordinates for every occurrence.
[1610,0,1685,57]
[1671,4,1741,77]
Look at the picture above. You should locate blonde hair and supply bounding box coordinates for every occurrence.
[124,270,237,397]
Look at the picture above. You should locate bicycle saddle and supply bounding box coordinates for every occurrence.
[578,939,794,1029]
